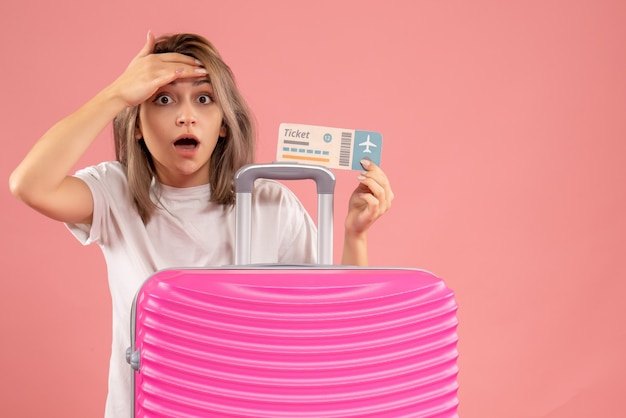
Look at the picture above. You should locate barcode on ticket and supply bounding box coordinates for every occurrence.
[276,123,382,170]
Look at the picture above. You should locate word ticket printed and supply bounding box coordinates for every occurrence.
[276,123,382,170]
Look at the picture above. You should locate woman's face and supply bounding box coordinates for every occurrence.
[137,77,226,187]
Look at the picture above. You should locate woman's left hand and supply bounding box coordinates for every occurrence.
[345,159,394,238]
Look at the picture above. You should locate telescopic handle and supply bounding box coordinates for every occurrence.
[234,163,336,265]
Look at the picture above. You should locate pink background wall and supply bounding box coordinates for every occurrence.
[2,1,625,417]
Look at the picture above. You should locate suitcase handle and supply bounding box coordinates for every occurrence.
[234,163,336,265]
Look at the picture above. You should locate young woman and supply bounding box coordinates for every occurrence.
[9,32,393,417]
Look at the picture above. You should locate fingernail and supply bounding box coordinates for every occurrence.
[360,158,371,169]
[175,67,184,74]
[358,175,367,181]
[194,68,207,74]
[194,59,203,65]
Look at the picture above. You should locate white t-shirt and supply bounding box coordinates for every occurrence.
[66,161,317,418]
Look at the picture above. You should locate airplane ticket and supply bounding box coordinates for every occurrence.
[276,123,383,170]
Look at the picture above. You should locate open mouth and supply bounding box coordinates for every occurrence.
[174,137,199,150]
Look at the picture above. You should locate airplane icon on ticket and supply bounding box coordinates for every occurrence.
[359,134,377,153]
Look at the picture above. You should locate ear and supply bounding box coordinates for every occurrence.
[219,124,228,139]
[135,119,143,140]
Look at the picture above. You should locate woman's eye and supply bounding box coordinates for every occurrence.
[154,95,173,105]
[197,94,212,104]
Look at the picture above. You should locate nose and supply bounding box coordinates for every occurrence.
[176,101,197,126]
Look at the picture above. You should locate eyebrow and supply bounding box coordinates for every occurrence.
[168,78,212,87]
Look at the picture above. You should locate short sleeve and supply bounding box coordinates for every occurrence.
[64,162,126,246]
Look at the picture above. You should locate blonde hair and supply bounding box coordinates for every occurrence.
[113,33,255,223]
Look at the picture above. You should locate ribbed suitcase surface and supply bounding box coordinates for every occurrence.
[130,267,459,417]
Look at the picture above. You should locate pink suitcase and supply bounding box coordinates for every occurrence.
[127,164,459,417]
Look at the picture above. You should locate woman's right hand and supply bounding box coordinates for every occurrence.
[109,31,207,108]
[10,31,207,224]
